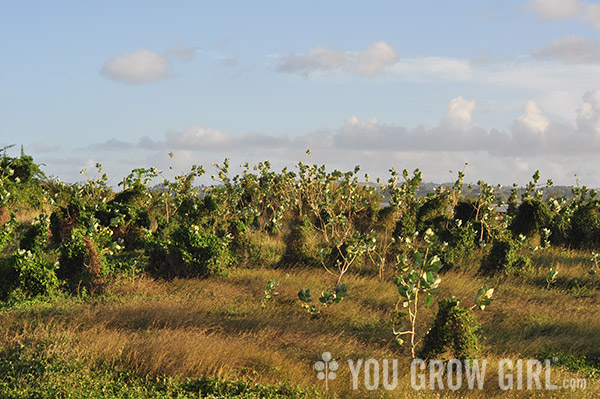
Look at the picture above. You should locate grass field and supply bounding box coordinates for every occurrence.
[1,247,598,398]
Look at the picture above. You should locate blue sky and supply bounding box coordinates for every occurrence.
[2,0,600,186]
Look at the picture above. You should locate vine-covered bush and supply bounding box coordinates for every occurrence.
[479,236,530,274]
[439,223,477,271]
[146,223,231,278]
[0,214,59,300]
[418,297,481,360]
[569,200,600,249]
[283,216,320,267]
[58,228,108,293]
[510,198,552,243]
[0,250,59,300]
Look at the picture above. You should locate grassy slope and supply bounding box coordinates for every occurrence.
[0,249,598,398]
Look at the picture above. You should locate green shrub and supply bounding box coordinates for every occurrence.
[416,194,452,234]
[0,249,59,300]
[439,224,477,271]
[146,223,231,278]
[283,217,319,267]
[453,200,477,225]
[569,200,600,248]
[418,297,481,360]
[49,197,94,246]
[393,211,417,240]
[0,214,16,254]
[510,199,552,241]
[549,211,571,247]
[479,237,530,274]
[20,216,50,252]
[58,228,107,293]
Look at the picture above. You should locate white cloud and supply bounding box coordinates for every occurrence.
[92,91,600,162]
[353,41,399,76]
[278,41,398,77]
[101,49,170,84]
[533,35,600,64]
[166,126,233,150]
[529,0,600,30]
[582,3,600,29]
[445,96,476,125]
[516,101,549,134]
[576,89,600,139]
[391,57,472,81]
[73,91,600,187]
[529,0,581,20]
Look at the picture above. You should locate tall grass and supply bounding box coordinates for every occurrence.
[0,259,598,398]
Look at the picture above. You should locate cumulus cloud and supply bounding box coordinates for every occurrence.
[582,3,600,30]
[333,93,600,157]
[101,49,171,84]
[353,41,399,76]
[73,90,600,187]
[92,91,600,161]
[576,89,600,139]
[278,41,398,77]
[533,35,600,64]
[529,0,600,30]
[515,101,549,134]
[445,96,476,125]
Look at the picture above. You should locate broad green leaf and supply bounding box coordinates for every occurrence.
[298,289,312,303]
[424,294,434,306]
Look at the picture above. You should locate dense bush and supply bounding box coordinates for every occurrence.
[418,297,481,360]
[146,223,231,278]
[0,249,58,300]
[439,223,477,271]
[4,148,600,304]
[569,200,600,249]
[416,194,452,235]
[58,228,108,293]
[283,216,320,267]
[479,237,530,275]
[510,199,552,242]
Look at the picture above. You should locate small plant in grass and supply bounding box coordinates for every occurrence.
[392,229,442,359]
[297,288,320,317]
[319,283,348,305]
[590,252,599,276]
[297,284,348,317]
[261,279,279,309]
[546,267,559,288]
[473,285,495,310]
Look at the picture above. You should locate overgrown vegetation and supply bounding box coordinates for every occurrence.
[0,146,598,397]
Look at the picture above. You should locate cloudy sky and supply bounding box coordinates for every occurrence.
[2,0,600,186]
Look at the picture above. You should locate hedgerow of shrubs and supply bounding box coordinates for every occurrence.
[0,146,599,308]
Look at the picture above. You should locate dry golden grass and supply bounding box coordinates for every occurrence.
[0,257,598,398]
